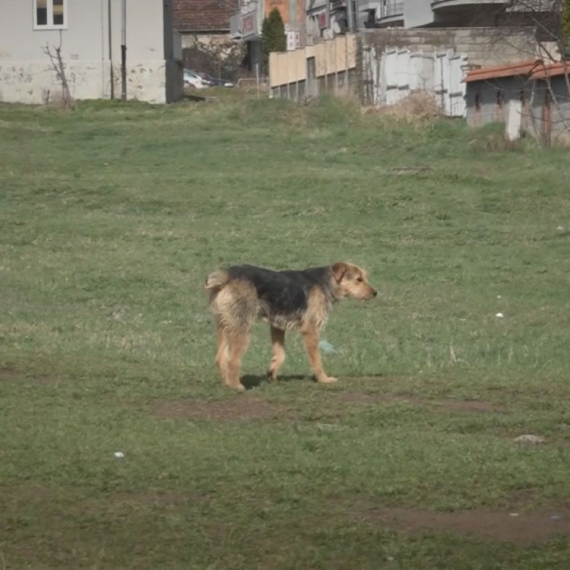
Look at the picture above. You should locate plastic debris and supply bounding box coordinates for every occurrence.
[114,451,125,458]
[513,434,546,444]
[319,340,338,354]
[495,312,504,318]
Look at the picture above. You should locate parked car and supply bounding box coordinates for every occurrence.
[193,70,234,88]
[183,69,207,89]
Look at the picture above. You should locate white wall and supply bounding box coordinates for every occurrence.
[0,0,170,104]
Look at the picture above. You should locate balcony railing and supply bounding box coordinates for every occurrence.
[379,2,404,18]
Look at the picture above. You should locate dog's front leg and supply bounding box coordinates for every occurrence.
[302,328,337,384]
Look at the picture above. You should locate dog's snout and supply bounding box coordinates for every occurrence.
[371,289,378,298]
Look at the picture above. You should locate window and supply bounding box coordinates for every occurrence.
[34,0,67,29]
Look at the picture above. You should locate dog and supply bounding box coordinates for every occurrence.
[205,262,377,391]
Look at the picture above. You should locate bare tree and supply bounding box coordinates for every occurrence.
[42,31,75,110]
[480,0,570,143]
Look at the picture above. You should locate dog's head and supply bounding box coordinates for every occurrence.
[331,262,377,300]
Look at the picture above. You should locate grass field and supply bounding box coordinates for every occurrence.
[1,97,570,569]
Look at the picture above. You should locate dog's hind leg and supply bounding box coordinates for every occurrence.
[267,326,285,381]
[226,329,251,391]
[302,328,337,384]
[215,323,230,386]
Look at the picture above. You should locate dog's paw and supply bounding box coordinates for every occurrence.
[318,376,338,384]
[229,383,246,392]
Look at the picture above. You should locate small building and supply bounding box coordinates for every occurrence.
[173,0,238,48]
[464,60,539,129]
[465,60,570,143]
[529,62,570,144]
[0,0,183,105]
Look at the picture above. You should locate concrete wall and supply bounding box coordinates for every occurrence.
[0,0,179,104]
[360,27,539,68]
[404,0,434,28]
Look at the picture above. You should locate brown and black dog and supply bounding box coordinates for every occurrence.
[205,262,377,391]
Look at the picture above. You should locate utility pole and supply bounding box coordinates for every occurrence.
[121,0,127,101]
[108,0,114,99]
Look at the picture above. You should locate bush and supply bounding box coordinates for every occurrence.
[261,9,286,73]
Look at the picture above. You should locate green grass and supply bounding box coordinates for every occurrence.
[1,97,570,569]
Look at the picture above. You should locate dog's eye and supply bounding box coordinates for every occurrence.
[357,277,364,283]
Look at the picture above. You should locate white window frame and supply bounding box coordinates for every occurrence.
[33,0,68,31]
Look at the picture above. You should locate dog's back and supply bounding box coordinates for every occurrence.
[206,264,334,331]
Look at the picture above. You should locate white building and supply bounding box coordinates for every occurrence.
[0,0,183,105]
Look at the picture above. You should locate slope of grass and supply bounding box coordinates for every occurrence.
[1,98,570,569]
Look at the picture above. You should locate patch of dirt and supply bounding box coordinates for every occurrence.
[0,368,21,380]
[356,507,570,544]
[440,400,506,413]
[337,392,508,413]
[0,367,59,384]
[338,393,422,405]
[114,492,210,506]
[152,397,284,421]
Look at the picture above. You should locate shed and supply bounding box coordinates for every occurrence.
[529,62,570,143]
[464,60,540,130]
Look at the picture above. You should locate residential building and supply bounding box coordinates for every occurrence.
[173,0,239,48]
[370,0,553,30]
[0,0,183,105]
[230,0,306,71]
[305,0,355,45]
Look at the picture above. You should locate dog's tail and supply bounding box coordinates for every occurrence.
[205,270,230,291]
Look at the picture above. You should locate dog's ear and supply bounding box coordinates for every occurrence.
[331,262,349,283]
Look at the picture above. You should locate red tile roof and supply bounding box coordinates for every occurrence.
[464,60,541,83]
[531,61,570,79]
[173,0,238,32]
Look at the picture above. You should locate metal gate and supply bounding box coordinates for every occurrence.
[364,47,468,117]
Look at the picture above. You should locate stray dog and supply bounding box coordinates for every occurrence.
[205,262,377,391]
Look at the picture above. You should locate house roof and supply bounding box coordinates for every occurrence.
[531,61,570,80]
[173,0,238,32]
[464,60,541,83]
